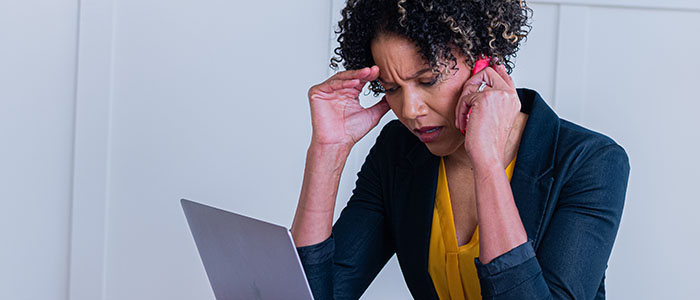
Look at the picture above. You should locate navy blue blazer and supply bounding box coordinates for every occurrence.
[297,88,630,300]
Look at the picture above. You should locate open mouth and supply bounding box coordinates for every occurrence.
[414,126,444,143]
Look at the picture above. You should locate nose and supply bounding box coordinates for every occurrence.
[401,92,428,120]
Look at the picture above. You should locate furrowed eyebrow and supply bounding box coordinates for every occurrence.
[378,67,432,85]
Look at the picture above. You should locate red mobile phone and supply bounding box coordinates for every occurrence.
[471,56,491,77]
[460,56,491,135]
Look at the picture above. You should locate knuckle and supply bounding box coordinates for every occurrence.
[485,90,507,101]
[458,94,468,104]
[480,91,495,101]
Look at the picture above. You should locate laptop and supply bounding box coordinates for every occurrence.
[181,199,314,300]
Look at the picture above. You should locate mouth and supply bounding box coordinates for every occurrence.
[414,126,444,143]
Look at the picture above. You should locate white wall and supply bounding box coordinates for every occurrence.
[101,1,333,299]
[0,1,78,300]
[572,6,700,299]
[2,1,699,299]
[513,2,700,299]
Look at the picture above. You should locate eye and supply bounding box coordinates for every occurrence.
[385,87,399,93]
[420,76,439,87]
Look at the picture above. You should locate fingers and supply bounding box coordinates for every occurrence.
[317,78,361,94]
[323,66,379,93]
[459,65,512,109]
[365,65,380,81]
[457,102,474,131]
[454,64,517,133]
[455,94,474,131]
[492,63,514,88]
[464,66,509,91]
[332,66,377,81]
[353,66,380,92]
[455,97,463,129]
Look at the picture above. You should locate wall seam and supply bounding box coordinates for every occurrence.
[100,0,118,299]
[550,3,562,108]
[66,0,83,298]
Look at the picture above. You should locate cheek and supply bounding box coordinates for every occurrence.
[445,75,467,99]
[384,96,401,115]
[435,83,463,118]
[384,96,413,127]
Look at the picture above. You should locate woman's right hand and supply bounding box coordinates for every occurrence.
[307,65,390,148]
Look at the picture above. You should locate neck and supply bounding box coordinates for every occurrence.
[444,144,473,170]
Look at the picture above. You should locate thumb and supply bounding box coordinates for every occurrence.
[367,96,390,121]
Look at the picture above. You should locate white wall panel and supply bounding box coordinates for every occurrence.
[0,1,78,300]
[511,3,559,104]
[102,1,330,299]
[571,6,700,299]
[69,0,116,299]
[551,5,589,123]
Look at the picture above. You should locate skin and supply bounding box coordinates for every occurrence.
[291,32,529,264]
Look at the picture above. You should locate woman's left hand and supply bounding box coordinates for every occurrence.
[455,63,521,169]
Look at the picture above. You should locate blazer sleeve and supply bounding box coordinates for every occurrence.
[474,143,630,299]
[296,124,396,300]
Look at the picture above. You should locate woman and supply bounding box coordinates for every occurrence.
[291,0,630,299]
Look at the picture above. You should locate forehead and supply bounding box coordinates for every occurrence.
[370,33,430,82]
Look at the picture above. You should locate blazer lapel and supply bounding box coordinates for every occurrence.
[393,141,440,300]
[511,89,560,250]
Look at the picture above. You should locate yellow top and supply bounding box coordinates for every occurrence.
[428,157,517,300]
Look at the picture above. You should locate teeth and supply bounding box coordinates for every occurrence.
[426,127,439,133]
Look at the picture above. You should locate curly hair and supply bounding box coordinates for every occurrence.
[330,0,533,95]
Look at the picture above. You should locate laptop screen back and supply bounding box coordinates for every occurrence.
[181,199,314,300]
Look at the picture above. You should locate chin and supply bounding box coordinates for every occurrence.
[424,140,462,157]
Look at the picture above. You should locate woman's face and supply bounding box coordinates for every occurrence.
[371,32,471,157]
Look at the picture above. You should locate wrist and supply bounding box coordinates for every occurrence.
[472,156,505,175]
[309,140,353,156]
[306,142,352,172]
[469,146,504,169]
